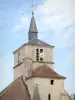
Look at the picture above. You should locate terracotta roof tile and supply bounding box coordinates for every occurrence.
[0,76,31,100]
[32,64,66,79]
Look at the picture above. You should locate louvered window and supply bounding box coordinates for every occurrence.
[36,49,39,61]
[40,49,43,53]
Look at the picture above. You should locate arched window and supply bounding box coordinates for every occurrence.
[40,49,43,53]
[48,94,51,100]
[18,52,20,63]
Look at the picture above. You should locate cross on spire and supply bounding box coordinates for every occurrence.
[32,0,34,13]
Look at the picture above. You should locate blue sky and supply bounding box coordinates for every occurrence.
[0,0,75,95]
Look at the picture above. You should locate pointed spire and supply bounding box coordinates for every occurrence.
[28,12,38,41]
[32,85,40,100]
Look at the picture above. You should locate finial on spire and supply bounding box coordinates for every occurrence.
[32,11,34,18]
[32,11,34,15]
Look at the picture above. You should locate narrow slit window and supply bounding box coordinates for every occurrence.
[48,94,51,100]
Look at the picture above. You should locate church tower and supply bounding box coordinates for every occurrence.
[13,12,54,80]
[13,12,70,100]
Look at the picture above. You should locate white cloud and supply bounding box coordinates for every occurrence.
[12,15,30,32]
[65,47,75,94]
[68,48,75,68]
[11,15,30,40]
[35,0,75,48]
[12,0,75,48]
[36,0,75,15]
[52,25,75,48]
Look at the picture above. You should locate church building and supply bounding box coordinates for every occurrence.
[0,12,70,100]
[13,12,70,100]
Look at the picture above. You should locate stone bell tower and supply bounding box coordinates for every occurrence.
[13,12,39,80]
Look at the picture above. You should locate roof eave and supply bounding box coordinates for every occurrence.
[26,76,66,80]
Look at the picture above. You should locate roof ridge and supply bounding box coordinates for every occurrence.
[22,77,31,100]
[28,37,36,43]
[65,90,71,98]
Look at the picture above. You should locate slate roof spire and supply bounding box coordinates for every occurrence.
[28,12,38,41]
[32,85,40,100]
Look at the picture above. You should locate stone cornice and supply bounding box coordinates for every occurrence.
[26,76,66,80]
[32,61,54,64]
[13,61,54,69]
[13,62,23,69]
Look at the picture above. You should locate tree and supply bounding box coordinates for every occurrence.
[71,93,75,100]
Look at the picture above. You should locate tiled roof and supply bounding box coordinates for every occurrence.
[27,38,53,46]
[32,64,66,79]
[0,76,31,100]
